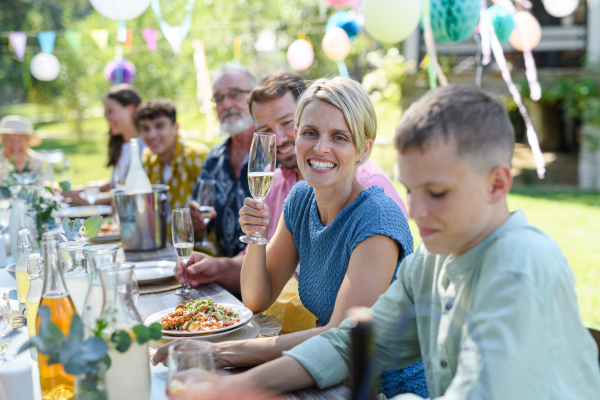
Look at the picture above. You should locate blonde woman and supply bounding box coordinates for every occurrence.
[154,76,426,398]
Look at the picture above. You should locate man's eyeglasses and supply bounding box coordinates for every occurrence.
[211,89,251,104]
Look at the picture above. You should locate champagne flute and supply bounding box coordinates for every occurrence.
[172,208,194,295]
[196,179,216,252]
[240,132,276,245]
[167,341,216,399]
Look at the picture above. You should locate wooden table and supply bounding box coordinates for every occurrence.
[137,283,350,399]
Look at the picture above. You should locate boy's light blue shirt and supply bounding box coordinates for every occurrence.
[284,210,600,399]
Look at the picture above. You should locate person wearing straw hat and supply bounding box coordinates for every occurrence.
[0,115,44,182]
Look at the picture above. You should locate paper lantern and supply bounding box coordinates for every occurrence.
[543,0,579,18]
[326,11,361,39]
[90,0,151,21]
[30,53,61,81]
[487,5,515,44]
[363,0,420,44]
[509,12,542,51]
[104,58,137,85]
[326,0,357,9]
[322,27,351,62]
[429,0,481,43]
[287,40,314,71]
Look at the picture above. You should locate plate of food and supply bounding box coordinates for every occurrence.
[89,222,121,243]
[134,260,176,284]
[57,205,113,219]
[144,299,253,337]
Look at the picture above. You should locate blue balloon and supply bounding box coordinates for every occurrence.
[429,0,481,43]
[486,5,515,43]
[326,11,361,39]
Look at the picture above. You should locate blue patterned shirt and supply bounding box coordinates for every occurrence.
[195,137,250,257]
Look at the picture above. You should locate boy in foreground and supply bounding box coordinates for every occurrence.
[164,85,600,399]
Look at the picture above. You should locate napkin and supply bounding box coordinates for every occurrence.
[264,277,317,333]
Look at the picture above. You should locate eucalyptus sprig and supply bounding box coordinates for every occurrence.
[18,306,163,375]
[62,215,103,241]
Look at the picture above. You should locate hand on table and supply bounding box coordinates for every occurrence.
[239,198,271,237]
[189,200,217,233]
[61,190,90,206]
[174,251,221,287]
[153,339,226,370]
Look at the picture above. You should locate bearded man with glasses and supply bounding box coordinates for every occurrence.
[190,64,257,259]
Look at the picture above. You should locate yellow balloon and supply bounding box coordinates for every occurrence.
[322,27,351,62]
[509,12,542,51]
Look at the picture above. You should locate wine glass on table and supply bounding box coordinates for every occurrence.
[196,179,217,254]
[172,208,194,295]
[240,132,276,245]
[167,341,216,399]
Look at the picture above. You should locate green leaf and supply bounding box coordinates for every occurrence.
[37,306,52,338]
[45,186,54,196]
[102,354,111,369]
[132,325,150,344]
[69,314,84,342]
[48,323,65,342]
[83,215,103,238]
[59,181,71,192]
[18,335,46,354]
[93,319,108,338]
[80,338,108,363]
[148,323,163,340]
[111,330,131,353]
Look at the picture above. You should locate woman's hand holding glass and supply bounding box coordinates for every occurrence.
[239,198,272,240]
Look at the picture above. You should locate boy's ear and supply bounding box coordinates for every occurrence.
[488,164,512,203]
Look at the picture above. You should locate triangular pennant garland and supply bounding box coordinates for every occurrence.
[64,30,82,54]
[142,28,157,52]
[91,29,109,50]
[125,29,133,49]
[37,31,56,54]
[8,32,27,61]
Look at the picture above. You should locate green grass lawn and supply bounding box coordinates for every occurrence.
[27,132,600,330]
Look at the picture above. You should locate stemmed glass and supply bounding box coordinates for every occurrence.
[83,186,100,205]
[240,132,276,245]
[196,179,216,253]
[167,341,216,399]
[172,208,194,295]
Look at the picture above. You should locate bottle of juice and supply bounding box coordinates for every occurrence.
[38,232,77,400]
[15,228,32,303]
[124,138,153,195]
[26,253,44,338]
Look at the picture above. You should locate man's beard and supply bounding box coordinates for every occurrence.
[277,140,298,170]
[219,109,254,136]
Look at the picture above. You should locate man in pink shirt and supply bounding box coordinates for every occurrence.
[175,71,407,292]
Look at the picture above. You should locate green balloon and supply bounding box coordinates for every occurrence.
[363,0,421,44]
[430,0,481,43]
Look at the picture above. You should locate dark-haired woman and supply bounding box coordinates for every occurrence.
[63,84,145,205]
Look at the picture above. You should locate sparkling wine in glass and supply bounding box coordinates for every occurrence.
[172,208,194,295]
[240,132,276,245]
[196,179,216,253]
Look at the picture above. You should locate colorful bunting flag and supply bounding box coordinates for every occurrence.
[64,30,82,53]
[142,28,157,52]
[91,29,109,50]
[8,32,27,61]
[37,31,56,54]
[125,29,133,49]
[117,20,127,43]
[151,0,195,54]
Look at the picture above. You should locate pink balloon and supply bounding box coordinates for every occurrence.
[287,40,315,71]
[322,27,351,62]
[509,12,542,51]
[327,0,356,9]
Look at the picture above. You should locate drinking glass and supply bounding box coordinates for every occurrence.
[59,241,91,314]
[83,186,100,205]
[172,209,194,295]
[0,293,13,363]
[167,341,216,399]
[240,132,276,245]
[196,179,216,252]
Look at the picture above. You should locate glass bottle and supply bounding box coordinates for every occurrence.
[15,229,32,303]
[349,308,377,400]
[124,138,152,195]
[58,242,91,315]
[26,254,44,338]
[38,232,76,400]
[8,190,25,258]
[98,262,151,400]
[81,245,119,336]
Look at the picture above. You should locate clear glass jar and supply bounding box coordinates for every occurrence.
[58,241,91,314]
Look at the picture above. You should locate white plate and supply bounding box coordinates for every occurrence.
[158,321,249,341]
[144,303,253,337]
[57,205,112,219]
[89,232,121,243]
[5,263,15,274]
[134,261,176,284]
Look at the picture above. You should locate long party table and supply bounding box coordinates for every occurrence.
[0,250,349,400]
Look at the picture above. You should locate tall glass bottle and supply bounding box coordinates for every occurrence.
[8,190,24,257]
[15,229,32,303]
[348,308,377,400]
[38,232,76,400]
[124,138,152,195]
[26,253,44,338]
[99,262,150,400]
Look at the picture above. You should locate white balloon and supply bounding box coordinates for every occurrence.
[30,53,61,81]
[543,0,579,18]
[90,0,151,21]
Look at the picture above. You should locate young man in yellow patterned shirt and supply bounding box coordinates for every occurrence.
[137,98,209,215]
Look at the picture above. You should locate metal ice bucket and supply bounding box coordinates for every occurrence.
[110,184,169,251]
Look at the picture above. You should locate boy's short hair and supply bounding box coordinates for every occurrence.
[136,99,177,124]
[295,76,376,164]
[248,71,307,117]
[395,84,515,169]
